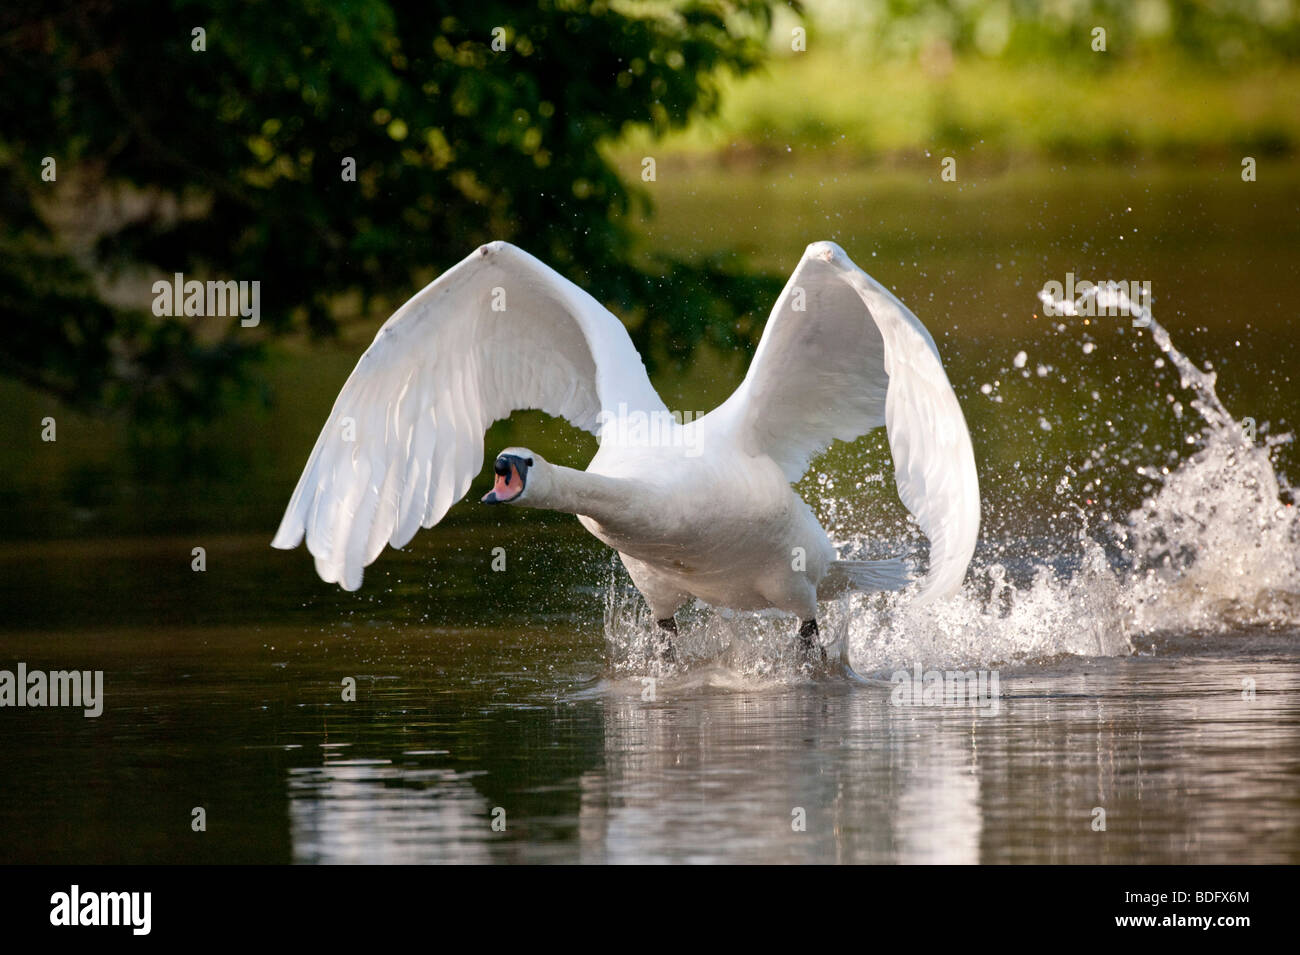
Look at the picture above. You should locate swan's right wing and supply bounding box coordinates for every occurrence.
[272,241,666,590]
[720,241,979,603]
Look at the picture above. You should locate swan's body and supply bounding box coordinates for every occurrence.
[273,241,979,658]
[545,437,834,618]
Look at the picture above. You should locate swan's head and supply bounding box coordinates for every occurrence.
[481,448,540,505]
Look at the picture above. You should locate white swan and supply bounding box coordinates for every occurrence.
[272,241,979,661]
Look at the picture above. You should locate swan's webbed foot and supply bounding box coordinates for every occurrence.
[798,619,827,665]
[655,617,678,664]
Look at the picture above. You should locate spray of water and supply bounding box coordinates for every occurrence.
[603,281,1299,680]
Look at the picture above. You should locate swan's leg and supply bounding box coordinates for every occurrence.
[798,619,827,664]
[618,553,686,664]
[655,617,678,663]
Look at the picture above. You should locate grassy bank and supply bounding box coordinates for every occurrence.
[609,52,1300,164]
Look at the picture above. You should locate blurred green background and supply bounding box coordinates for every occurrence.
[1,0,1297,554]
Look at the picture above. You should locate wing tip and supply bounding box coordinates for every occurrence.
[313,552,365,592]
[271,521,304,550]
[804,240,846,263]
[910,535,979,606]
[911,578,960,607]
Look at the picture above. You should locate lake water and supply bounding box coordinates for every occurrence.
[1,160,1298,863]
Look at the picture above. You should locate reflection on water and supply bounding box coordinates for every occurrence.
[290,762,492,864]
[1,546,1295,865]
[303,653,1300,864]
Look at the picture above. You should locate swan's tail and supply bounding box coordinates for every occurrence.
[817,557,911,599]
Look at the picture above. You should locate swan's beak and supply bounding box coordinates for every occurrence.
[481,454,530,504]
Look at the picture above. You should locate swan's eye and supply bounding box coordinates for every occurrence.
[525,457,534,467]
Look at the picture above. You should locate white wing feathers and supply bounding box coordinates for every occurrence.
[724,241,980,603]
[272,241,665,590]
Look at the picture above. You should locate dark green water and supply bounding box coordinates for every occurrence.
[1,161,1298,863]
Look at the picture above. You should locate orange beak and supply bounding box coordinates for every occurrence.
[481,455,527,504]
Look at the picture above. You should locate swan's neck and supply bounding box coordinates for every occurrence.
[529,465,637,526]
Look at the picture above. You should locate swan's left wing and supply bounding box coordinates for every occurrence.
[272,241,666,590]
[720,241,979,603]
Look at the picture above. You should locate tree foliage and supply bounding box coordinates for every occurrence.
[0,0,785,421]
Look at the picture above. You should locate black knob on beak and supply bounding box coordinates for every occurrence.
[483,454,530,504]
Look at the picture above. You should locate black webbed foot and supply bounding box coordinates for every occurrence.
[798,619,827,665]
[655,617,678,664]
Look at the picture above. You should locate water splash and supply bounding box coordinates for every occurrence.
[602,281,1299,679]
[602,568,846,683]
[1091,285,1300,634]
